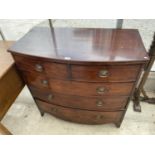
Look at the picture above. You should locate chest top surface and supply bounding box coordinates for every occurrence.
[8,27,149,63]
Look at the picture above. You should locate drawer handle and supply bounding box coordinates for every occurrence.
[48,94,54,102]
[51,107,58,113]
[96,115,104,120]
[96,87,107,94]
[99,70,108,78]
[35,64,43,72]
[41,80,48,86]
[96,100,104,107]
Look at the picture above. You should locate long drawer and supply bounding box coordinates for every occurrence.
[30,86,128,111]
[49,79,134,96]
[36,99,123,125]
[13,54,141,82]
[22,71,134,97]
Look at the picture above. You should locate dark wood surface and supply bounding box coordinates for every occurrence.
[30,86,128,111]
[8,27,149,63]
[13,54,142,82]
[71,64,141,82]
[9,28,149,127]
[36,99,123,125]
[49,79,134,96]
[21,70,134,96]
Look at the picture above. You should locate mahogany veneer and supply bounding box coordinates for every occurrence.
[8,27,149,127]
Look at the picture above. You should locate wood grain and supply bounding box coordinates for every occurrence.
[0,65,24,120]
[36,99,123,125]
[71,64,141,82]
[8,27,149,64]
[0,41,25,121]
[49,79,134,96]
[29,86,128,111]
[8,28,148,127]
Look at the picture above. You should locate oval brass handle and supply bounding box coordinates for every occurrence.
[51,107,58,113]
[99,70,108,78]
[96,87,106,94]
[96,115,104,120]
[41,80,48,86]
[48,94,53,102]
[96,100,104,107]
[35,64,43,72]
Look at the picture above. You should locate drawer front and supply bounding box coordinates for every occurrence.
[22,71,50,90]
[13,55,45,73]
[36,99,123,125]
[44,62,68,79]
[13,55,69,79]
[13,54,141,83]
[50,79,134,96]
[71,65,141,82]
[30,86,128,111]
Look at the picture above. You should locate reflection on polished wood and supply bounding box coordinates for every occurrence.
[8,28,149,127]
[8,27,148,63]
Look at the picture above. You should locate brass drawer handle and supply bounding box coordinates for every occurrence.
[41,80,48,86]
[99,70,108,78]
[96,87,107,94]
[96,115,104,120]
[96,100,104,107]
[48,94,54,102]
[51,107,58,113]
[35,64,43,72]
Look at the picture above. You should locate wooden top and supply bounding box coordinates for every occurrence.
[0,41,14,79]
[8,27,149,63]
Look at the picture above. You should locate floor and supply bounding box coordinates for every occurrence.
[1,19,155,134]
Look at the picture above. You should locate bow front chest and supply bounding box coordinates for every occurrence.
[8,27,149,127]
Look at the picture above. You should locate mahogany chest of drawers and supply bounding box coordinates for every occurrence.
[8,27,149,127]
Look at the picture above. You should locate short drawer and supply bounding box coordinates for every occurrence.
[13,55,69,80]
[30,86,128,111]
[13,55,45,73]
[71,65,141,82]
[49,79,134,96]
[36,99,123,125]
[22,71,50,90]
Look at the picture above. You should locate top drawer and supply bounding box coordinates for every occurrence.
[13,54,141,82]
[71,65,141,82]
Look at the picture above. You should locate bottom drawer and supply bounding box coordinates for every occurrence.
[36,99,123,125]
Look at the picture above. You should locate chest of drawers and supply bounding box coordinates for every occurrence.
[8,27,149,127]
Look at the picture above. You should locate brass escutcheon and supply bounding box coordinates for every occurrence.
[99,69,108,78]
[96,100,104,107]
[48,94,53,101]
[96,87,106,94]
[35,64,43,72]
[42,80,48,86]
